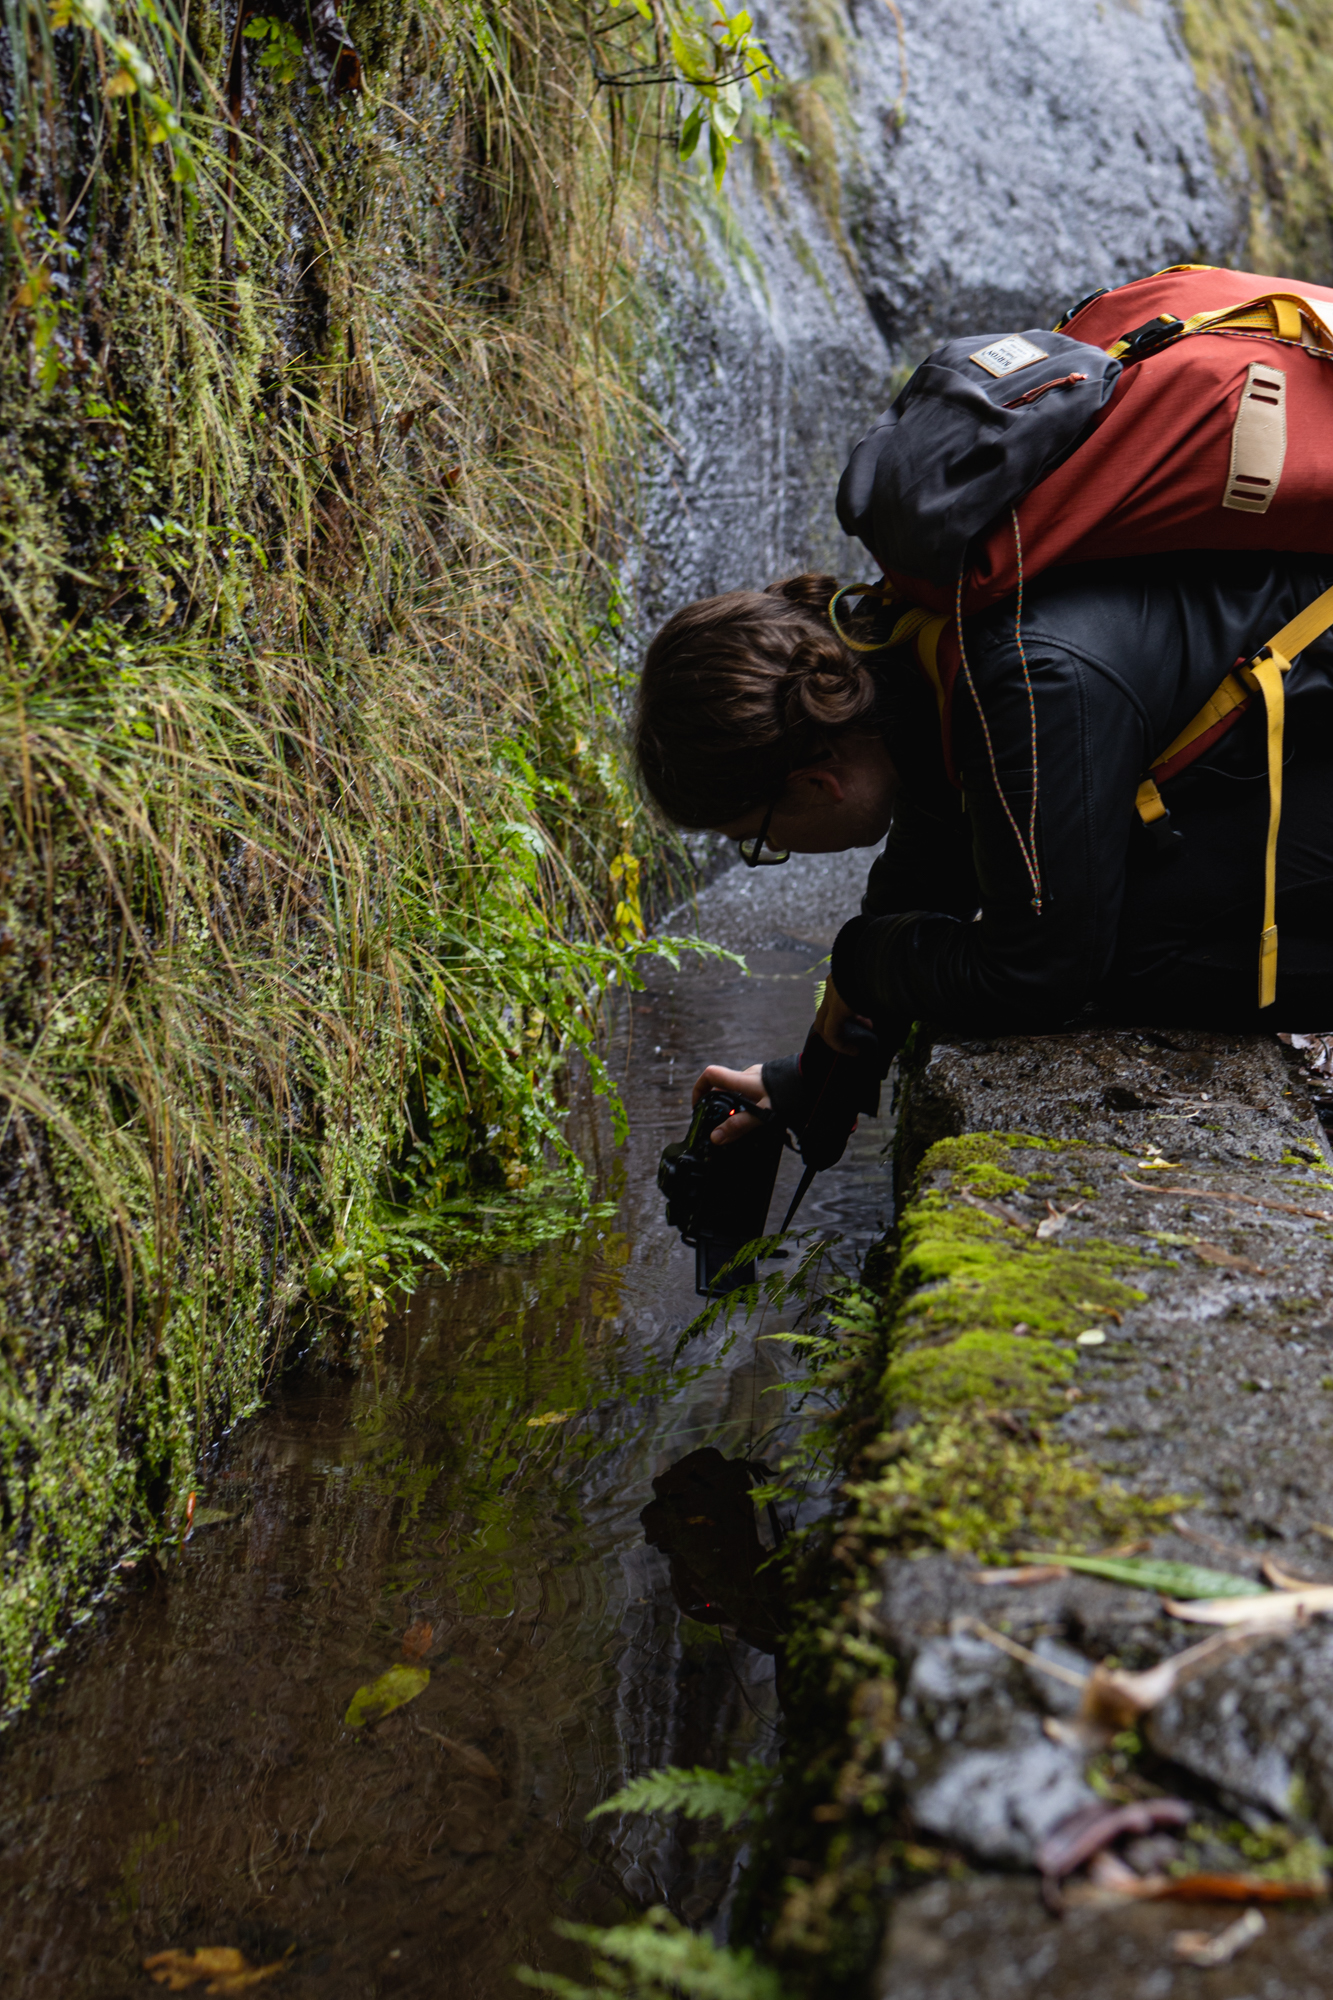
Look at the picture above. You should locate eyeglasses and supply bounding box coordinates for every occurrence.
[737,795,790,867]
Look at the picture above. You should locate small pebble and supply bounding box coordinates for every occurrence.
[1076,1328,1107,1346]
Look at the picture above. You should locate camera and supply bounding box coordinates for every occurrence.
[656,1088,785,1297]
[658,1022,888,1298]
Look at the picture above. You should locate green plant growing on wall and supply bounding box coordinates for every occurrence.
[240,12,303,83]
[0,0,734,1716]
[594,0,785,189]
[519,1908,786,2000]
[1181,0,1333,281]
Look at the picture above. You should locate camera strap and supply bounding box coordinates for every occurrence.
[779,1162,818,1234]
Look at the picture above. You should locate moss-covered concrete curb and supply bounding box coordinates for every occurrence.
[753,1027,1333,1997]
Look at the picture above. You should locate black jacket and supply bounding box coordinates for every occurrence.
[830,552,1333,1033]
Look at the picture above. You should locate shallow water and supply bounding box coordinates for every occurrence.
[0,852,892,1999]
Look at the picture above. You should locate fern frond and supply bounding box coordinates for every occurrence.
[521,1910,786,2000]
[586,1759,770,1830]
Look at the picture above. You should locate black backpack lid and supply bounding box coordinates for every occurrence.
[837,329,1122,588]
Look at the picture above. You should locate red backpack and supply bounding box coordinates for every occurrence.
[836,265,1333,1007]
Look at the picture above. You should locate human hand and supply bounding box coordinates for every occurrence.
[814,977,874,1055]
[690,1061,770,1145]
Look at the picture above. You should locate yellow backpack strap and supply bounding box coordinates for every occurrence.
[828,581,900,651]
[1135,667,1253,848]
[1136,582,1333,1010]
[912,612,951,718]
[1250,649,1287,1008]
[1242,583,1333,1006]
[1107,291,1333,361]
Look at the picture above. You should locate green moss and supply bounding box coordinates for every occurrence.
[866,1135,1164,1557]
[914,1130,1069,1194]
[846,1417,1173,1562]
[886,1327,1074,1414]
[1182,0,1333,279]
[886,1203,1142,1349]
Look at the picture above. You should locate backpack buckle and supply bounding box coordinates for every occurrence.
[1140,803,1183,851]
[1117,313,1186,361]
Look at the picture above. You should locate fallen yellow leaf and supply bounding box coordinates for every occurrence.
[144,1946,289,1992]
[344,1662,429,1728]
[147,1948,246,1989]
[526,1409,572,1427]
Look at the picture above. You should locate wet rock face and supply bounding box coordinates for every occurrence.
[888,1627,1096,1867]
[632,0,1242,625]
[845,0,1243,354]
[1149,1626,1333,1833]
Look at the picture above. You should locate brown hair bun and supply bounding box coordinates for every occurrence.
[633,573,880,829]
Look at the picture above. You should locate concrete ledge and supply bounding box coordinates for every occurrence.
[766,1029,1333,1997]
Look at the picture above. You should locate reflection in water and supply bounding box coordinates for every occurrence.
[641,1449,785,1658]
[0,854,890,1998]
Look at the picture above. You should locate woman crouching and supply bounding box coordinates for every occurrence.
[633,555,1333,1139]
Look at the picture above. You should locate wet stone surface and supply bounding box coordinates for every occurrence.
[872,1025,1333,1996]
[897,1026,1333,1551]
[882,1874,1333,2000]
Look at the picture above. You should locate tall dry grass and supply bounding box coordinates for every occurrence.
[0,0,679,1711]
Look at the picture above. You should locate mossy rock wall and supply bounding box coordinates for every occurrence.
[0,0,668,1717]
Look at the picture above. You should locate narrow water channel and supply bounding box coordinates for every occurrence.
[0,853,893,1999]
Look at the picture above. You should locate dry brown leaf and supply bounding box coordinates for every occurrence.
[1122,1173,1333,1223]
[401,1617,434,1661]
[1163,1585,1333,1626]
[972,1563,1070,1587]
[1036,1200,1085,1240]
[416,1723,500,1782]
[1173,1908,1266,1967]
[1262,1555,1327,1590]
[1079,1627,1267,1728]
[969,1616,1268,1742]
[1071,1871,1326,1908]
[1281,1031,1333,1075]
[955,1189,1030,1231]
[1193,1240,1267,1274]
[1149,1873,1325,1903]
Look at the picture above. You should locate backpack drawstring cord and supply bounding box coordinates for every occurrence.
[955,509,1044,914]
